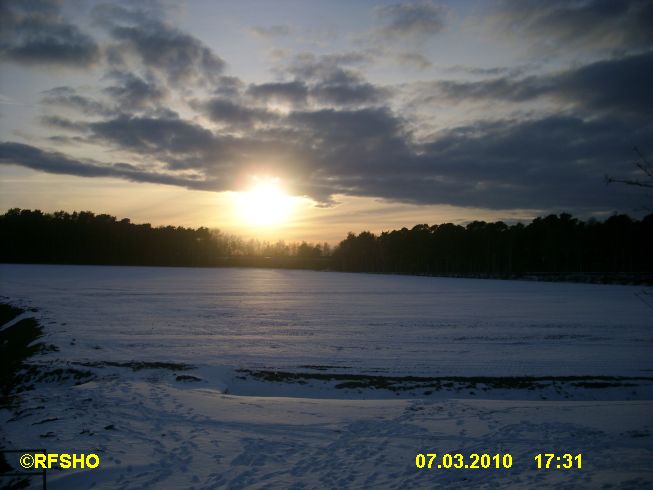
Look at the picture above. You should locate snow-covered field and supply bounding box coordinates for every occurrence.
[1,264,652,489]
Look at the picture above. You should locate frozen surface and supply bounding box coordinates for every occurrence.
[1,264,652,377]
[1,264,652,489]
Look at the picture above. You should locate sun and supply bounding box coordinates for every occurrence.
[236,178,295,226]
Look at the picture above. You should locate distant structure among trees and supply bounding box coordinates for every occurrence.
[2,209,652,283]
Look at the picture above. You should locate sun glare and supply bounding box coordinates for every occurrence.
[236,179,295,226]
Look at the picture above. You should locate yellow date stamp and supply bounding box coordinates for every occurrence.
[416,452,583,470]
[416,453,513,469]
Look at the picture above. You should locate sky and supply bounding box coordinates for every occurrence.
[1,0,652,243]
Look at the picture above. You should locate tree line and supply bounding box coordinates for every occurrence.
[332,213,653,281]
[1,208,652,282]
[0,209,328,268]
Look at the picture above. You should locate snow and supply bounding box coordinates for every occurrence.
[1,264,652,489]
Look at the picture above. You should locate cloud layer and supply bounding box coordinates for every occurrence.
[0,0,99,67]
[1,0,651,216]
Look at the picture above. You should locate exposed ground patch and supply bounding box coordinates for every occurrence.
[236,369,653,398]
[72,360,195,371]
[0,302,63,488]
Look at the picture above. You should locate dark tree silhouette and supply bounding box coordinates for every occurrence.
[0,209,328,269]
[332,213,653,283]
[2,208,652,283]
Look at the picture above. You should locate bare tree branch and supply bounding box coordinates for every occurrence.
[607,147,653,189]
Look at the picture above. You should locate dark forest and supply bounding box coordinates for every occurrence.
[2,208,652,283]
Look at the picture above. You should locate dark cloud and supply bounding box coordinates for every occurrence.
[427,51,653,118]
[2,107,650,212]
[445,64,532,77]
[40,79,170,121]
[376,1,445,39]
[311,74,386,106]
[282,53,387,107]
[97,4,225,87]
[41,86,112,116]
[81,112,288,183]
[193,98,277,127]
[8,110,304,189]
[433,76,546,103]
[492,0,653,53]
[103,71,167,109]
[2,1,648,216]
[46,135,86,145]
[0,141,208,188]
[283,112,650,210]
[40,115,88,132]
[87,114,221,160]
[406,115,651,209]
[213,76,245,98]
[287,108,414,180]
[551,51,653,117]
[0,0,99,67]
